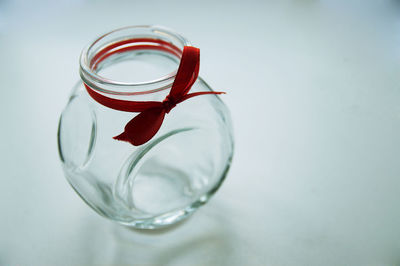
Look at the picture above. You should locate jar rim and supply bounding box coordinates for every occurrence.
[79,25,191,95]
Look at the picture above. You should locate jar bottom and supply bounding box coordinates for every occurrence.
[130,169,193,214]
[118,199,208,229]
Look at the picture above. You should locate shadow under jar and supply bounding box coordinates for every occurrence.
[57,26,234,229]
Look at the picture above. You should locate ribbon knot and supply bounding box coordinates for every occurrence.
[84,46,225,146]
[162,96,177,113]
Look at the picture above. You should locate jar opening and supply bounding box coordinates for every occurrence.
[80,26,190,95]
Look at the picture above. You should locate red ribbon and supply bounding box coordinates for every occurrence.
[84,45,224,146]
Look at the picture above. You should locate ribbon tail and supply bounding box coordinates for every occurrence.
[181,91,225,101]
[113,107,166,146]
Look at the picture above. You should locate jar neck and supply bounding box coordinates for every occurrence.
[79,26,190,101]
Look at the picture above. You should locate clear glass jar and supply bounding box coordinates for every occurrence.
[57,25,234,229]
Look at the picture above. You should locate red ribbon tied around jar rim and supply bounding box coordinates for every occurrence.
[84,46,225,146]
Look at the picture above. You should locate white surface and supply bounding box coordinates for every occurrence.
[1,0,400,265]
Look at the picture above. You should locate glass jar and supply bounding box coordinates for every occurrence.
[57,25,234,229]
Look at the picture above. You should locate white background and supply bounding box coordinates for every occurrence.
[1,0,400,265]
